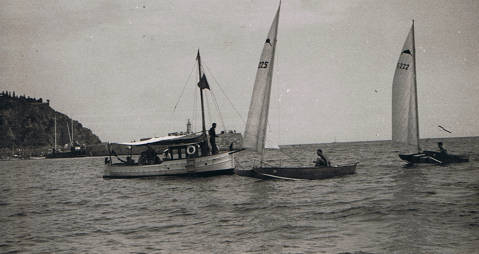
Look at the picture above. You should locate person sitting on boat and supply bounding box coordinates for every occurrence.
[208,122,219,155]
[314,149,331,167]
[139,145,160,164]
[438,142,447,155]
[126,156,135,165]
[433,141,449,161]
[163,149,171,160]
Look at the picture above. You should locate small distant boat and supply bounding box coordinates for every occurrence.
[392,21,469,165]
[398,152,468,165]
[235,3,357,180]
[29,156,46,160]
[103,51,235,178]
[46,116,88,159]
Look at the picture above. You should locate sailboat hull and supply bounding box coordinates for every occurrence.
[103,152,235,178]
[399,152,469,165]
[236,163,357,180]
[46,151,88,159]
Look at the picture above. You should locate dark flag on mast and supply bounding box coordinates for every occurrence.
[197,74,210,90]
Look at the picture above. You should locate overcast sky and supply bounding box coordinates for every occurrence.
[1,0,478,144]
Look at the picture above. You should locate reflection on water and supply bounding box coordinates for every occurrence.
[1,137,478,253]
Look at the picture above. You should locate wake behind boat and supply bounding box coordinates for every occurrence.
[235,3,357,180]
[391,21,469,165]
[103,51,236,178]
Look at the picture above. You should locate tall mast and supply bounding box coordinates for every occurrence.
[412,20,420,153]
[71,118,74,144]
[261,2,280,157]
[66,122,72,145]
[54,115,57,151]
[197,50,207,136]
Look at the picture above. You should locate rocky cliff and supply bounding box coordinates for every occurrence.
[0,92,101,151]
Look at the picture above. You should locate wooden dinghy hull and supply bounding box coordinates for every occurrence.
[399,152,469,165]
[235,163,357,180]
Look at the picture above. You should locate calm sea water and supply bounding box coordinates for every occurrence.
[1,137,478,253]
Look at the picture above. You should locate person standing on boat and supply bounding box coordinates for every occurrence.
[314,149,330,167]
[208,123,219,155]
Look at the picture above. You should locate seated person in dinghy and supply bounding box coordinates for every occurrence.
[314,149,331,167]
[437,142,447,154]
[423,142,448,159]
[139,146,161,165]
[434,142,449,160]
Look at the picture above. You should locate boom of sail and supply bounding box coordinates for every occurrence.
[243,4,280,154]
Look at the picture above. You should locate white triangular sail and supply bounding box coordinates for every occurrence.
[392,22,420,152]
[243,4,280,154]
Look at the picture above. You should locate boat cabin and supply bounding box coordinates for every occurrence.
[106,134,211,166]
[164,142,212,160]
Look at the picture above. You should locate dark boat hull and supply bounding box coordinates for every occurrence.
[45,151,88,159]
[235,164,357,180]
[399,151,469,165]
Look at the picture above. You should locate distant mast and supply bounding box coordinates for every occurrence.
[54,115,57,152]
[71,118,74,144]
[187,119,192,134]
[66,121,72,145]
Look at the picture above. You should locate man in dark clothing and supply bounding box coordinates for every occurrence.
[139,145,159,164]
[314,149,331,167]
[435,142,449,161]
[438,142,447,154]
[208,123,219,155]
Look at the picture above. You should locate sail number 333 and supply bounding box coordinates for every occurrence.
[258,61,269,68]
[397,63,410,70]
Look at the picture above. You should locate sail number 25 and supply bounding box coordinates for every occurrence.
[258,61,269,68]
[397,63,410,70]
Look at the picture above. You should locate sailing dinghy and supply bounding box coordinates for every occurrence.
[235,3,357,180]
[103,51,236,178]
[392,21,469,165]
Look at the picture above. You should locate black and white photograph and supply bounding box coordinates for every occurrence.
[1,0,478,253]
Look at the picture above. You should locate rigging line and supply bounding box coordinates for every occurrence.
[192,84,198,132]
[172,61,197,113]
[204,91,212,126]
[209,89,227,131]
[203,63,245,124]
[167,60,197,131]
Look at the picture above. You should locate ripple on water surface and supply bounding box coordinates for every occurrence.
[1,138,479,253]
